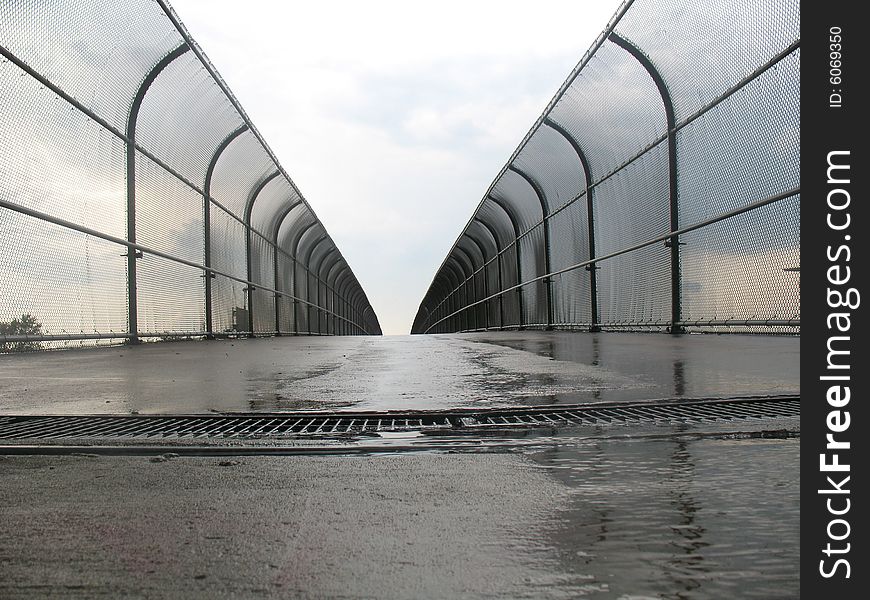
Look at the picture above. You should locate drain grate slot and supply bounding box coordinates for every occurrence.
[0,395,799,441]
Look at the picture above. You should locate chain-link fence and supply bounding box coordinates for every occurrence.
[0,0,381,351]
[412,0,800,335]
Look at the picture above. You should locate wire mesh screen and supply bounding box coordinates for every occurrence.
[137,254,205,335]
[519,225,547,327]
[413,0,799,335]
[549,201,591,327]
[252,232,276,334]
[0,0,380,352]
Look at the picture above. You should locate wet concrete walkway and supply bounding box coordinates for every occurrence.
[0,332,799,414]
[0,428,799,599]
[0,332,800,598]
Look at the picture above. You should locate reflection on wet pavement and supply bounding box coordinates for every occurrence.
[0,331,798,414]
[519,433,799,599]
[465,331,799,404]
[280,335,647,411]
[0,331,800,598]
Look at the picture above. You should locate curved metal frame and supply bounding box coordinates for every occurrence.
[302,235,329,333]
[543,118,600,331]
[243,170,281,333]
[473,217,505,328]
[313,247,339,334]
[323,258,346,335]
[460,234,490,330]
[486,195,524,329]
[507,165,553,330]
[609,32,682,333]
[438,270,457,333]
[431,276,452,332]
[443,260,466,332]
[202,124,249,336]
[287,220,319,334]
[454,245,478,331]
[347,285,364,333]
[125,43,190,343]
[271,200,303,333]
[334,269,352,335]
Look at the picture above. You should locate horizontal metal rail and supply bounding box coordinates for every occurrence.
[0,329,335,343]
[455,318,800,334]
[423,186,799,332]
[0,41,375,337]
[0,197,371,336]
[419,41,801,330]
[0,395,799,440]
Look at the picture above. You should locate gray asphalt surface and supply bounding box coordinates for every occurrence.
[0,332,799,414]
[0,429,799,599]
[0,332,800,598]
[0,452,574,599]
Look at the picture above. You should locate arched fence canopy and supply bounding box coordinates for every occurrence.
[412,0,800,335]
[0,0,381,347]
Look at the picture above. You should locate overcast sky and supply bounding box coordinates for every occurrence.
[168,0,624,335]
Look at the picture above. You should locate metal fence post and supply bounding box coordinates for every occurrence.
[243,171,280,336]
[472,218,503,331]
[488,196,523,329]
[292,258,300,335]
[455,246,477,331]
[303,236,327,334]
[324,256,342,336]
[508,165,553,330]
[497,252,505,328]
[543,118,600,331]
[125,44,189,344]
[272,202,301,335]
[289,221,318,334]
[443,263,461,333]
[274,244,282,335]
[203,125,248,338]
[610,33,683,333]
[313,248,337,335]
[466,234,490,330]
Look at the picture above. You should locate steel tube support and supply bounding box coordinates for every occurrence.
[487,196,524,329]
[610,32,683,333]
[455,246,477,332]
[508,165,553,330]
[472,218,503,330]
[203,125,248,337]
[543,118,600,331]
[443,264,463,333]
[272,201,303,335]
[289,221,319,334]
[273,243,282,335]
[464,233,491,331]
[125,44,190,344]
[303,236,328,335]
[243,170,281,336]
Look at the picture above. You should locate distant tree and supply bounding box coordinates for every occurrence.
[0,313,43,352]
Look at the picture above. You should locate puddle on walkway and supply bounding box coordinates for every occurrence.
[0,332,798,415]
[468,331,799,403]
[515,431,799,599]
[265,335,649,412]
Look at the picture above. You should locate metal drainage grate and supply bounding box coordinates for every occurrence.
[0,395,799,441]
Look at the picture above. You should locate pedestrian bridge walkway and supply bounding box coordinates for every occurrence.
[1,0,798,350]
[0,332,798,415]
[0,1,800,597]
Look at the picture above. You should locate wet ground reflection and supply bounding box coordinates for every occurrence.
[468,331,798,405]
[522,433,799,598]
[1,332,799,415]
